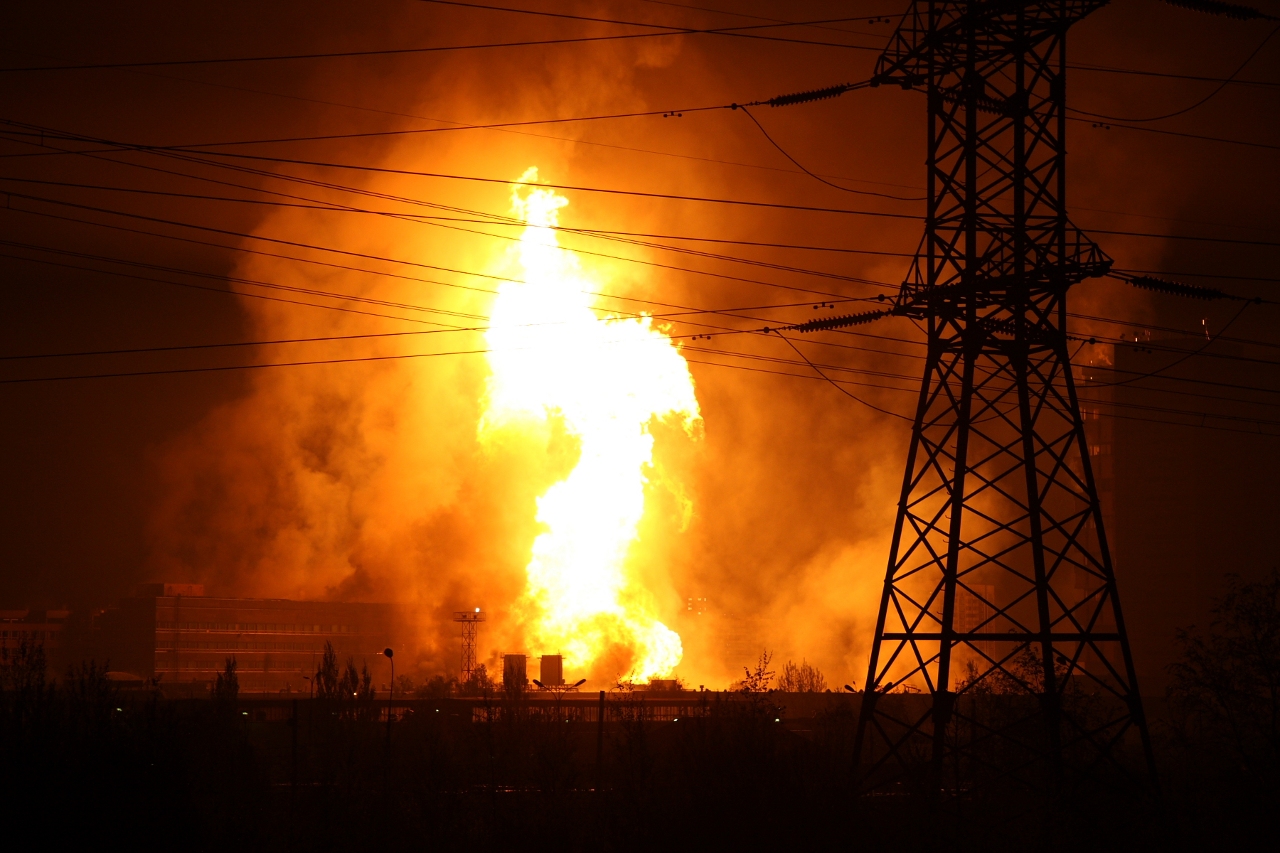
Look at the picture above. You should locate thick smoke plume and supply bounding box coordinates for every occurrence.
[143,1,1206,689]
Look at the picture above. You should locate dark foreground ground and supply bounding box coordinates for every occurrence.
[0,667,1272,853]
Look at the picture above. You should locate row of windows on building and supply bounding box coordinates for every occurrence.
[165,661,312,671]
[1,629,56,642]
[163,641,328,652]
[156,622,358,634]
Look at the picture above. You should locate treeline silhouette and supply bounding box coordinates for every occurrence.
[2,572,1277,851]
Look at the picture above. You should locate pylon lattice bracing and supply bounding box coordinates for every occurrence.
[854,0,1156,792]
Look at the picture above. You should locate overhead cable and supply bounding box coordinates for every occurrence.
[0,14,879,73]
[1069,23,1280,122]
[1159,0,1278,20]
[416,0,883,47]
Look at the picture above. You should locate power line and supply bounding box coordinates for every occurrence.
[1,231,884,347]
[11,180,1280,377]
[2,223,929,365]
[1068,23,1280,122]
[7,142,1269,348]
[12,120,1278,253]
[6,323,1278,437]
[0,15,881,74]
[1071,309,1280,352]
[1073,114,1280,151]
[13,270,1269,413]
[1066,60,1280,88]
[736,104,923,200]
[9,228,1280,425]
[1117,266,1280,283]
[24,166,1274,345]
[1078,359,1280,397]
[110,153,1280,248]
[0,171,925,262]
[637,0,901,36]
[0,107,740,152]
[0,187,881,305]
[5,129,1274,381]
[10,107,1279,242]
[1085,303,1256,388]
[7,128,923,220]
[691,356,1280,436]
[770,330,912,419]
[0,289,857,362]
[0,130,931,299]
[1090,225,1280,249]
[10,234,1280,416]
[417,0,885,45]
[0,127,920,296]
[11,135,1272,243]
[1157,0,1278,22]
[0,245,484,325]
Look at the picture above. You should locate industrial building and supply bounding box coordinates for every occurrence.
[0,608,70,657]
[95,583,396,694]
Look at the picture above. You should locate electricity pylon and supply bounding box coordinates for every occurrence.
[851,1,1156,792]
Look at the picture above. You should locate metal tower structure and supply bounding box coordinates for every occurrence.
[453,609,485,682]
[852,0,1155,791]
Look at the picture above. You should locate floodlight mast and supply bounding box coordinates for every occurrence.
[453,610,486,683]
[853,0,1156,793]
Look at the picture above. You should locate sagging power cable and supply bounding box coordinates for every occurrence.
[1159,0,1277,20]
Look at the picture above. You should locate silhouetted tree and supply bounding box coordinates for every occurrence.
[0,636,47,694]
[415,674,457,700]
[314,641,340,700]
[738,651,775,693]
[776,659,827,692]
[63,659,118,739]
[339,659,361,699]
[459,663,494,697]
[213,656,239,707]
[0,638,52,736]
[1170,569,1280,790]
[954,643,1070,694]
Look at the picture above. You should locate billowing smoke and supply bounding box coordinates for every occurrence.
[142,1,1171,689]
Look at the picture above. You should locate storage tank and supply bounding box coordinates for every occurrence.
[502,654,527,687]
[540,654,564,686]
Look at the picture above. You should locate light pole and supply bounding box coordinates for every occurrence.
[382,648,394,748]
[381,647,394,795]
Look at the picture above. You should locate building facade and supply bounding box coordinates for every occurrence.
[96,584,395,694]
[0,609,70,657]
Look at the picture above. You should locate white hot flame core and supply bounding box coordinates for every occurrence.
[481,168,700,681]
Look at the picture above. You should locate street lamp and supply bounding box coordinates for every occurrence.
[382,648,394,748]
[380,647,395,793]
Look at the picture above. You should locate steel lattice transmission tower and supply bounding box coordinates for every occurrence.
[453,609,485,682]
[853,0,1156,790]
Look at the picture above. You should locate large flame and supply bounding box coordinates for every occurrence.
[481,168,701,681]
